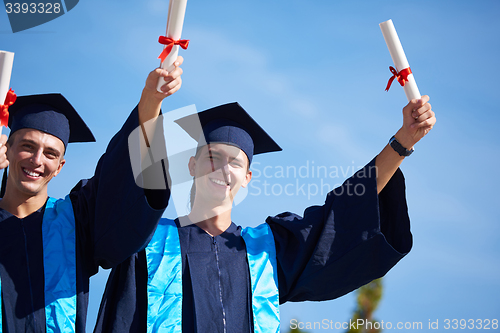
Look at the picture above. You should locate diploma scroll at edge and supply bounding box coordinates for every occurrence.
[0,51,15,106]
[0,51,15,134]
[379,20,421,102]
[156,0,188,93]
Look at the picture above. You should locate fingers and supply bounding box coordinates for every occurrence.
[138,57,185,123]
[160,76,182,96]
[0,159,9,170]
[144,55,184,88]
[398,94,436,147]
[410,95,435,129]
[0,134,9,170]
[403,95,429,118]
[411,95,430,106]
[412,110,436,130]
[156,56,184,81]
[157,56,184,95]
[174,55,184,66]
[412,102,432,121]
[158,68,183,94]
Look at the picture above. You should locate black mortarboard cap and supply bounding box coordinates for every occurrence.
[174,102,281,164]
[8,93,95,148]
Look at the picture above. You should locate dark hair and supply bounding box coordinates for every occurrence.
[188,147,204,210]
[189,180,196,210]
[6,131,17,147]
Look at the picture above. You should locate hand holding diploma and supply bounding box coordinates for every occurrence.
[374,20,435,194]
[157,0,189,93]
[379,19,435,148]
[139,56,184,126]
[397,95,436,150]
[374,94,436,193]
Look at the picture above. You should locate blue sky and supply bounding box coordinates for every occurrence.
[2,0,499,332]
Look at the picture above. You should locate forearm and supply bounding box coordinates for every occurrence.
[375,130,409,194]
[376,95,436,193]
[138,90,162,166]
[138,60,183,163]
[138,90,162,127]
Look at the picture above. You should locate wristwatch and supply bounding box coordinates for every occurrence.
[389,135,414,157]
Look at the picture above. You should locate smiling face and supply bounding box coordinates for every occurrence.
[188,143,252,210]
[5,128,66,200]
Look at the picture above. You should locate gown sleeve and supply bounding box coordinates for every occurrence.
[69,105,170,273]
[266,157,412,304]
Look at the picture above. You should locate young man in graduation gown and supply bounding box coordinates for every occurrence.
[0,59,184,332]
[94,95,436,332]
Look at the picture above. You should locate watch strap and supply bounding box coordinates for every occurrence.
[389,135,414,157]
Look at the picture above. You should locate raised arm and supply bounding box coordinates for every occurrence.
[72,59,184,270]
[268,97,435,302]
[375,95,436,193]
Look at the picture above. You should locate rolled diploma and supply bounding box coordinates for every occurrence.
[379,19,421,101]
[0,50,14,134]
[156,0,188,92]
[0,51,14,107]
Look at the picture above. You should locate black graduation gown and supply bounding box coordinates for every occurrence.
[0,106,170,332]
[94,159,412,333]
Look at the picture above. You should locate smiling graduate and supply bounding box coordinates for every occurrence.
[0,60,184,332]
[94,94,436,333]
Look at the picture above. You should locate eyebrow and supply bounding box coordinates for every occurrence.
[19,139,63,157]
[206,148,245,165]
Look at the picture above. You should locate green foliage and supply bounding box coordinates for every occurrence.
[287,327,309,333]
[284,278,384,333]
[345,278,384,333]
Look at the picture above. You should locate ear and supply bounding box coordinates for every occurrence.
[4,142,11,161]
[241,170,252,188]
[53,158,66,177]
[188,156,196,177]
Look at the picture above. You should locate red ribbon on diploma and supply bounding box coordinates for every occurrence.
[0,88,16,128]
[158,36,190,63]
[385,66,412,91]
